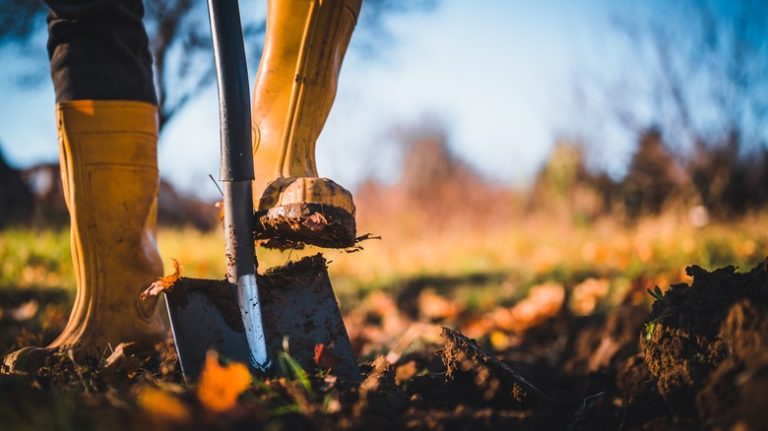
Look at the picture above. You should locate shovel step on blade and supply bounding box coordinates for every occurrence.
[165,255,359,382]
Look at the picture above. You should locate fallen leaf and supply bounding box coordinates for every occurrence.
[314,343,341,370]
[8,300,39,321]
[418,288,460,320]
[141,259,181,300]
[395,360,418,385]
[196,350,252,412]
[489,330,510,351]
[507,282,565,332]
[104,342,136,370]
[137,387,190,423]
[570,278,610,316]
[314,343,325,365]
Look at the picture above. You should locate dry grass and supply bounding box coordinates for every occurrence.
[2,212,767,303]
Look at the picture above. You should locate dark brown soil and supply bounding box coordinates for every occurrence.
[639,261,768,430]
[2,261,768,430]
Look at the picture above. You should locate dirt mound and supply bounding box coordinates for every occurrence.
[5,262,768,430]
[640,261,768,429]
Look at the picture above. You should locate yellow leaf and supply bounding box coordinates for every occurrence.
[137,387,190,423]
[489,330,510,351]
[570,278,610,316]
[196,350,252,412]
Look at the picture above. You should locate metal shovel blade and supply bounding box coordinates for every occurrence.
[164,278,251,380]
[259,255,360,383]
[163,255,359,382]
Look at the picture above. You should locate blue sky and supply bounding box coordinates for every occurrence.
[0,1,663,197]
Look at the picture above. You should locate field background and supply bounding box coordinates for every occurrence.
[3,211,766,332]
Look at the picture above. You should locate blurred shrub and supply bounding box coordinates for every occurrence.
[688,132,768,218]
[0,158,219,231]
[529,141,605,223]
[356,122,520,234]
[0,149,34,229]
[620,128,693,219]
[532,127,768,223]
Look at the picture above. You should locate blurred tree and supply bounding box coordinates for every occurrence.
[533,142,588,201]
[580,0,768,216]
[621,128,692,218]
[608,0,768,153]
[0,0,42,46]
[398,122,478,219]
[355,119,515,233]
[0,146,34,228]
[530,140,606,223]
[0,0,437,132]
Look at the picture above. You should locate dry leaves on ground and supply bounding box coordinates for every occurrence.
[196,350,252,412]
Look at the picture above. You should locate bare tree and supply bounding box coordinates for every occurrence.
[0,0,438,133]
[144,0,266,130]
[593,0,768,153]
[0,0,265,132]
[576,0,768,215]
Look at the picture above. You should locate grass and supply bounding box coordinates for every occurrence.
[1,212,767,311]
[0,229,72,290]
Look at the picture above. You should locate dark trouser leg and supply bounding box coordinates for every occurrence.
[45,0,156,103]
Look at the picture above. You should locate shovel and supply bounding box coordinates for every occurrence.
[154,0,359,382]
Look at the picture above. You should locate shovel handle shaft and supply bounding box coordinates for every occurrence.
[207,0,255,279]
[209,0,253,182]
[208,0,270,371]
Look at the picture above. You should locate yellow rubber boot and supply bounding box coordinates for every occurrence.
[251,0,361,249]
[2,101,166,374]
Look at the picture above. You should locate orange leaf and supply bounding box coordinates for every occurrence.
[314,342,341,370]
[196,350,252,412]
[314,343,325,366]
[395,360,418,385]
[417,288,460,320]
[489,330,510,351]
[140,259,181,300]
[137,387,190,423]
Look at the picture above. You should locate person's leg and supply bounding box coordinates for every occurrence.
[46,0,156,104]
[251,0,362,249]
[3,0,165,374]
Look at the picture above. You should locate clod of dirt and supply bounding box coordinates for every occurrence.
[640,261,768,428]
[566,300,648,374]
[262,253,328,281]
[616,354,672,430]
[695,300,768,429]
[440,327,552,408]
[353,356,405,418]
